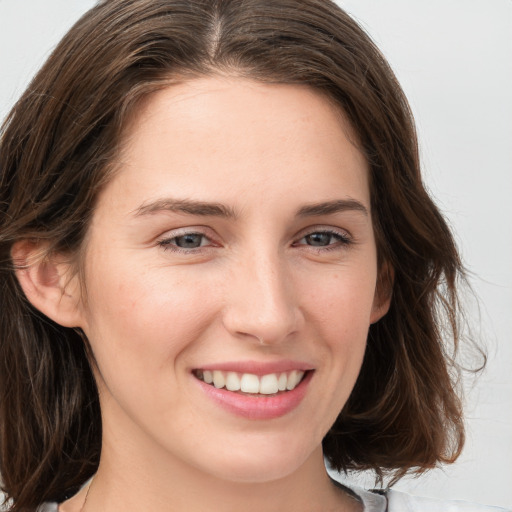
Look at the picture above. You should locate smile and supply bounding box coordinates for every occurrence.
[193,366,314,420]
[193,369,306,395]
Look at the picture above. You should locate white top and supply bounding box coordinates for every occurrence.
[384,489,511,512]
[37,485,511,511]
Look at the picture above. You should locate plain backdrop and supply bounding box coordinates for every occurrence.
[1,0,511,509]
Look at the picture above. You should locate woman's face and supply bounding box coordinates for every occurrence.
[76,78,389,483]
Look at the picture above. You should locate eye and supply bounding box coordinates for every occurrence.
[172,233,207,248]
[158,232,212,251]
[295,229,351,249]
[304,232,335,247]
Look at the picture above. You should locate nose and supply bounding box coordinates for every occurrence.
[221,250,303,345]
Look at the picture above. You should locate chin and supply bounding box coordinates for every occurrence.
[211,461,298,484]
[197,435,317,484]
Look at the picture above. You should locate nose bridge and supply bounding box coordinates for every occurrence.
[223,245,301,344]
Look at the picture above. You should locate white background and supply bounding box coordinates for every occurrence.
[334,2,512,508]
[1,0,511,509]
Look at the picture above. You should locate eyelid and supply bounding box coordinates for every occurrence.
[156,226,220,252]
[293,226,353,249]
[296,225,352,240]
[154,225,353,253]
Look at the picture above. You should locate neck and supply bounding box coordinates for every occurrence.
[64,434,360,512]
[83,447,358,512]
[62,391,361,512]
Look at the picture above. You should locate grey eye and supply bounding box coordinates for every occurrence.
[174,234,205,248]
[304,232,334,246]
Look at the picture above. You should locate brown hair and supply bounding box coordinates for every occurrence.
[0,0,468,509]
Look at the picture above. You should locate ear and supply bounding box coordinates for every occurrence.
[370,261,394,324]
[11,240,84,328]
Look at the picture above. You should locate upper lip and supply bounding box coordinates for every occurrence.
[194,360,315,376]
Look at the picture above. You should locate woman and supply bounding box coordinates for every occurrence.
[0,1,507,511]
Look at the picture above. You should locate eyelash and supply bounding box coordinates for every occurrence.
[294,229,353,251]
[157,231,215,254]
[157,228,353,254]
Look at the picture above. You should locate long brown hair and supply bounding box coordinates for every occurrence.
[1,0,469,509]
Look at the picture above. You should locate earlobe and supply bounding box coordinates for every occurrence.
[11,240,84,328]
[370,262,394,324]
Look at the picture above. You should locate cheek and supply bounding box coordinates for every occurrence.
[299,265,376,382]
[302,266,377,332]
[81,255,219,377]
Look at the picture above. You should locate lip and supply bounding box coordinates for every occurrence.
[193,368,314,420]
[196,359,314,376]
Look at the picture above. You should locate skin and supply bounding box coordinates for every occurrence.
[20,78,391,511]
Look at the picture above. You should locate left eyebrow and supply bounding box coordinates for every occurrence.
[296,199,369,217]
[132,198,238,219]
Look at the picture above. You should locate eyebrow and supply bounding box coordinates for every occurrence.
[133,198,238,219]
[132,197,368,219]
[296,199,368,217]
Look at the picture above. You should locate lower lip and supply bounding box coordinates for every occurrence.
[194,371,313,420]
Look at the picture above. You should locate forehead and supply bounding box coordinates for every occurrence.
[125,77,361,149]
[105,77,370,214]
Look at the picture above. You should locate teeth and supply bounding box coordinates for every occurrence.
[259,374,279,394]
[213,370,225,389]
[277,373,287,391]
[203,370,213,384]
[225,372,241,391]
[286,370,301,391]
[240,373,260,393]
[197,369,305,394]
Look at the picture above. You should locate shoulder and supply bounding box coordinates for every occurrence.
[345,484,510,512]
[35,490,512,512]
[385,489,511,512]
[36,503,59,512]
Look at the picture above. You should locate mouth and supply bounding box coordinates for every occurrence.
[192,369,308,396]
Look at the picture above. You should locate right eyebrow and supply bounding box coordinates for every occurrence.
[132,198,238,219]
[296,199,369,218]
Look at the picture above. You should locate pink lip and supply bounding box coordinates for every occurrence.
[194,370,313,420]
[197,359,314,376]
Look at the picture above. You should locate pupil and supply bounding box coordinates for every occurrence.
[176,234,202,248]
[306,233,331,246]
